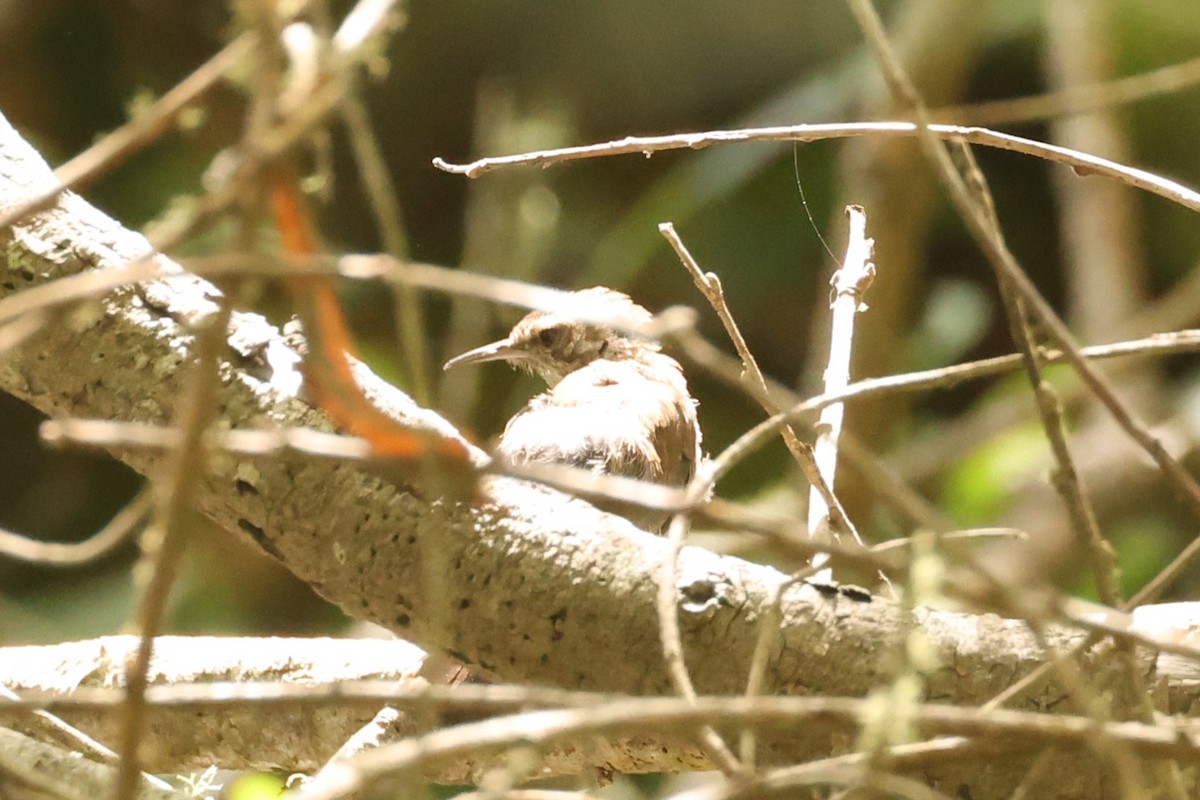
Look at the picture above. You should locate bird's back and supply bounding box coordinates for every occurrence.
[497,353,700,530]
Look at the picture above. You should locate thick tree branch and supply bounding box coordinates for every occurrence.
[3,113,1200,797]
[0,636,710,779]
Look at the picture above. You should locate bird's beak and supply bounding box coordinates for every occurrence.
[443,338,529,370]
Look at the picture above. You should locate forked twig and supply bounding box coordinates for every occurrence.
[658,222,856,543]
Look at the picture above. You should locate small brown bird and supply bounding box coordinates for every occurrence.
[443,287,701,532]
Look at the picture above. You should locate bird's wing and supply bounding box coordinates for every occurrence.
[497,359,699,486]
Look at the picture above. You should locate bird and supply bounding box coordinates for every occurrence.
[443,287,702,532]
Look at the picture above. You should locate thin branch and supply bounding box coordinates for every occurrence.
[932,56,1200,127]
[0,487,150,567]
[0,684,174,794]
[111,186,236,800]
[336,75,432,406]
[655,511,744,776]
[657,222,855,542]
[431,123,1200,215]
[295,692,1200,800]
[953,140,1119,607]
[11,248,1200,388]
[809,205,874,553]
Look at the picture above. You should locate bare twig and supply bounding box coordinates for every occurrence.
[932,56,1200,127]
[657,222,856,542]
[954,141,1119,607]
[0,487,151,566]
[11,248,1200,389]
[0,683,173,794]
[112,297,234,800]
[655,510,744,777]
[336,74,432,406]
[809,205,874,553]
[432,123,1200,214]
[115,6,285,798]
[294,692,1200,800]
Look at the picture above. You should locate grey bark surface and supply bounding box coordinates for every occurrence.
[2,113,1199,798]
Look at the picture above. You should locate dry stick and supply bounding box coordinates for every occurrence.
[7,249,1200,395]
[844,2,1180,798]
[659,216,879,769]
[1,68,353,785]
[38,407,958,584]
[293,693,1200,800]
[658,223,858,544]
[809,205,874,560]
[933,55,1200,127]
[100,10,349,785]
[0,38,384,354]
[1035,44,1177,791]
[71,303,1179,555]
[657,222,854,770]
[0,684,174,794]
[102,172,257,800]
[106,20,287,794]
[15,657,1200,742]
[0,487,152,567]
[686,326,1200,513]
[672,324,1200,536]
[954,141,1120,609]
[41,404,950,580]
[1041,6,1190,786]
[432,123,1200,216]
[113,8,301,799]
[36,417,693,521]
[0,674,713,712]
[657,219,864,767]
[12,253,1200,540]
[655,510,744,777]
[337,84,432,407]
[683,335,1191,526]
[685,738,978,800]
[668,325,955,533]
[16,0,399,554]
[111,297,235,800]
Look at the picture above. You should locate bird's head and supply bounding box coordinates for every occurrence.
[443,287,659,386]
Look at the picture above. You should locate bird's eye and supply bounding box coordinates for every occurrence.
[537,326,564,347]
